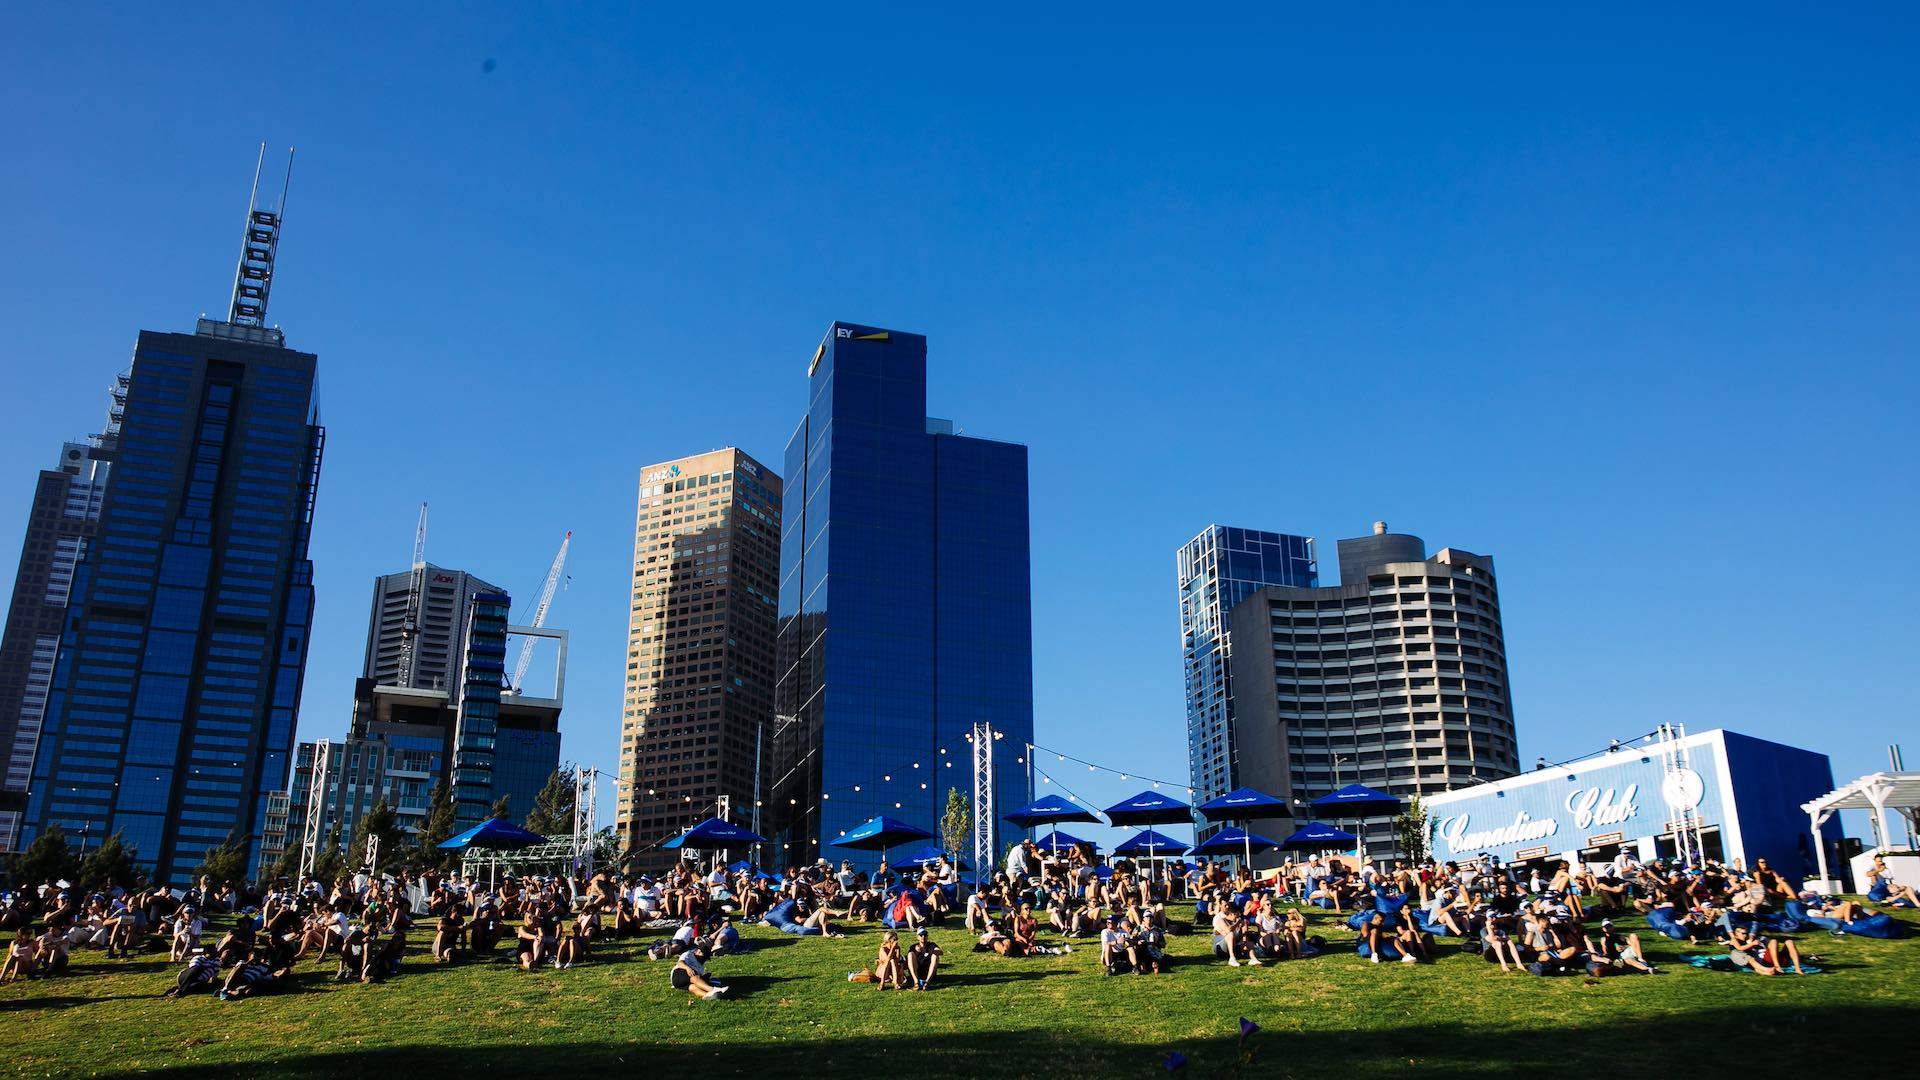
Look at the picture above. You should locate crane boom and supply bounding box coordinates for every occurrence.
[395,503,428,687]
[509,530,570,694]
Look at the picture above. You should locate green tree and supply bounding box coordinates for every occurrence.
[490,794,512,821]
[264,840,301,885]
[940,787,972,862]
[1394,794,1431,864]
[193,830,251,887]
[413,778,458,870]
[310,825,348,885]
[11,823,79,888]
[76,830,140,893]
[524,766,577,837]
[350,800,406,877]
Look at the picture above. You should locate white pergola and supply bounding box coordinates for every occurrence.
[1802,771,1920,887]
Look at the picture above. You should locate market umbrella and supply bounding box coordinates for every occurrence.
[830,815,937,863]
[1310,784,1401,860]
[1113,828,1191,858]
[1004,793,1101,852]
[1280,821,1358,852]
[891,840,970,871]
[1193,827,1279,857]
[1102,789,1194,827]
[662,817,768,851]
[1034,831,1098,856]
[438,817,548,851]
[1196,787,1288,866]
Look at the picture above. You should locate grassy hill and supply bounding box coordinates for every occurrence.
[4,904,1916,1078]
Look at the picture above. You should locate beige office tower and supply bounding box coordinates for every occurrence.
[616,448,782,869]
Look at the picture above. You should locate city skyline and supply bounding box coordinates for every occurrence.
[2,8,1916,852]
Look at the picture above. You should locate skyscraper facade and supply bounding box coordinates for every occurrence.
[0,442,109,850]
[1176,526,1317,819]
[362,566,504,691]
[770,323,1032,869]
[24,318,324,882]
[616,448,782,866]
[1226,523,1521,857]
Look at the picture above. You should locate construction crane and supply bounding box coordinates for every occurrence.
[509,531,570,694]
[395,503,429,688]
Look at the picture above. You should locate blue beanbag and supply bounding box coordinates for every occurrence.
[1645,906,1689,941]
[1784,900,1842,931]
[764,899,820,936]
[1841,913,1900,939]
[1354,939,1404,961]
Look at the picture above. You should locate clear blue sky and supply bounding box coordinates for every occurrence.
[2,5,1916,845]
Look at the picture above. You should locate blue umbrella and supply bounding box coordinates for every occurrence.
[437,817,547,851]
[1034,831,1098,855]
[1004,794,1101,829]
[663,817,768,851]
[1311,784,1400,859]
[1280,821,1358,851]
[1193,827,1279,857]
[1196,787,1288,866]
[1113,828,1191,858]
[830,815,937,860]
[1102,789,1194,827]
[1195,787,1288,821]
[892,840,969,870]
[1310,783,1402,817]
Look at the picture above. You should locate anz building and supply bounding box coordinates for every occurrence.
[769,322,1033,868]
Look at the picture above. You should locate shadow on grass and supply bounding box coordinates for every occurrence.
[0,992,153,1010]
[124,1003,1920,1078]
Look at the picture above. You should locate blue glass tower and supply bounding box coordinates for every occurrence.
[24,321,323,882]
[771,323,1032,870]
[1176,526,1315,824]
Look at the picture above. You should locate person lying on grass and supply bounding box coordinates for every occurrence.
[1727,923,1812,976]
[216,947,291,1000]
[672,944,730,999]
[976,915,1068,957]
[163,951,221,998]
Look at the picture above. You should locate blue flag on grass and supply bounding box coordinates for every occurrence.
[1162,1051,1187,1071]
[1240,1017,1260,1038]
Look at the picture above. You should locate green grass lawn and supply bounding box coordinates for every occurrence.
[4,903,1916,1078]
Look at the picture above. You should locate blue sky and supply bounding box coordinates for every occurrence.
[2,4,1916,845]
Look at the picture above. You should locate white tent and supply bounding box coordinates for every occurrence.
[1801,771,1920,889]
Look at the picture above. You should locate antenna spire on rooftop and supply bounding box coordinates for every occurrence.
[227,142,294,328]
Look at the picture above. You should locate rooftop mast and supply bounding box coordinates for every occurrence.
[228,143,294,327]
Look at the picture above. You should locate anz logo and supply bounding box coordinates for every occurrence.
[642,463,682,484]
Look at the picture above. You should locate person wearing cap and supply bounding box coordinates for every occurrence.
[1585,918,1656,974]
[169,904,206,962]
[907,927,942,990]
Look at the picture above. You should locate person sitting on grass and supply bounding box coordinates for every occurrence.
[516,908,553,971]
[433,900,465,963]
[1211,903,1261,967]
[795,892,846,939]
[1865,855,1920,908]
[1727,923,1811,976]
[169,904,205,962]
[888,884,929,931]
[1391,918,1434,964]
[1585,919,1657,975]
[368,905,410,981]
[1,925,36,982]
[907,927,943,989]
[554,911,587,971]
[672,944,730,999]
[977,915,1068,957]
[875,930,908,990]
[163,951,221,998]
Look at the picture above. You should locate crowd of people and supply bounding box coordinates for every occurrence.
[0,841,1912,997]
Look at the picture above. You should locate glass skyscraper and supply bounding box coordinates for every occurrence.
[1176,526,1316,822]
[770,322,1032,869]
[24,318,323,882]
